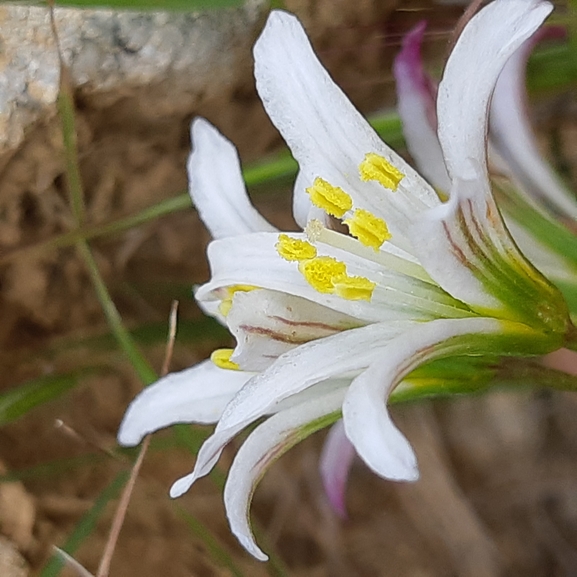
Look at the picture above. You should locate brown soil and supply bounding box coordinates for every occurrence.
[1,2,577,577]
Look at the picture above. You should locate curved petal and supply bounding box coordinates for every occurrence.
[253,10,439,248]
[170,321,417,497]
[117,360,254,447]
[490,32,577,220]
[393,22,450,191]
[319,419,356,518]
[188,118,277,239]
[227,288,362,372]
[411,0,559,324]
[343,317,506,480]
[437,0,553,187]
[224,386,346,561]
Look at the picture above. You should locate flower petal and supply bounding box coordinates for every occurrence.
[437,0,553,187]
[224,386,346,560]
[343,317,506,480]
[319,419,356,518]
[170,321,417,497]
[254,10,439,247]
[188,118,277,239]
[393,22,450,192]
[490,32,577,220]
[227,288,362,372]
[410,0,561,325]
[197,232,471,323]
[117,360,254,447]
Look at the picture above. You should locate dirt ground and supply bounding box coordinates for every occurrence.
[1,1,577,576]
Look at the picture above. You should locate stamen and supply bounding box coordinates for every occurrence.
[306,177,353,218]
[344,209,391,250]
[276,234,317,261]
[210,348,240,370]
[298,257,347,293]
[359,153,405,191]
[218,285,258,316]
[334,275,376,301]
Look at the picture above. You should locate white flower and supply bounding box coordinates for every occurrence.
[118,0,572,561]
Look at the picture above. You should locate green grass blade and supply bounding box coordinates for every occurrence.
[77,241,158,384]
[0,369,97,425]
[40,472,129,577]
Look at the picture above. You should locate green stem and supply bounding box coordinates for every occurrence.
[76,240,157,384]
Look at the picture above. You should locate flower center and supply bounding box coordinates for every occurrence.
[210,348,240,370]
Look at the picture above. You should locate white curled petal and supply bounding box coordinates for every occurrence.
[117,360,254,447]
[169,321,417,497]
[343,317,504,480]
[437,0,552,186]
[224,386,346,561]
[188,118,277,239]
[254,10,439,245]
[490,34,577,220]
[393,22,450,191]
[412,0,553,313]
[319,419,356,518]
[227,288,362,371]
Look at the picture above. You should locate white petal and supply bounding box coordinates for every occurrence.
[197,232,469,323]
[188,118,277,239]
[437,0,552,186]
[117,360,254,447]
[343,317,504,480]
[319,419,356,518]
[170,321,417,497]
[254,10,439,247]
[411,0,553,313]
[224,386,346,561]
[490,33,577,220]
[227,288,362,372]
[393,22,450,191]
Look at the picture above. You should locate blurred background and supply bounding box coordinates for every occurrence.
[0,0,576,575]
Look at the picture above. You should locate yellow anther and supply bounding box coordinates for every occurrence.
[334,275,376,301]
[218,285,258,317]
[298,257,347,293]
[359,153,404,191]
[276,234,317,262]
[210,348,240,371]
[344,208,391,250]
[306,177,353,218]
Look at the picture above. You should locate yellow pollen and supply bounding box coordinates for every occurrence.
[334,275,376,301]
[210,348,240,371]
[298,257,347,293]
[218,285,258,316]
[344,208,391,250]
[306,177,353,218]
[359,153,405,191]
[276,234,317,261]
